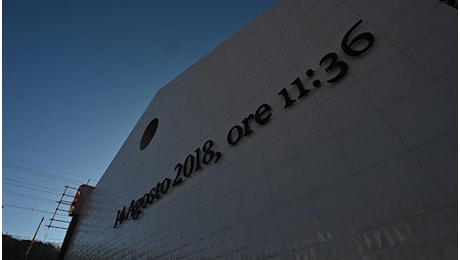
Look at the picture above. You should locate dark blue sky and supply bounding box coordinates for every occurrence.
[3,0,276,245]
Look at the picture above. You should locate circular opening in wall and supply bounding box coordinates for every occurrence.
[140,118,159,150]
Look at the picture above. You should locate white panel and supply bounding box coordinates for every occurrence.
[411,132,458,204]
[241,176,273,219]
[404,18,457,80]
[313,176,379,239]
[335,113,406,172]
[297,138,353,192]
[359,54,432,109]
[217,190,245,227]
[236,145,267,185]
[382,82,457,148]
[275,194,324,249]
[357,152,449,224]
[380,1,456,51]
[320,84,378,133]
[260,127,299,170]
[436,69,457,98]
[215,161,241,196]
[286,108,333,155]
[267,159,306,207]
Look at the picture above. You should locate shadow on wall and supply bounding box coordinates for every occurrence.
[440,0,457,8]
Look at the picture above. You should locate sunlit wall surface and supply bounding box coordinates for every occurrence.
[64,0,457,259]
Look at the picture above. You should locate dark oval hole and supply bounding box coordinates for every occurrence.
[140,118,159,150]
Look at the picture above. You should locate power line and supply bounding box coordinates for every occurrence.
[3,182,63,196]
[3,190,58,203]
[4,161,86,182]
[3,203,70,217]
[5,140,104,170]
[3,177,64,193]
[4,163,83,185]
[44,237,66,242]
[3,155,95,180]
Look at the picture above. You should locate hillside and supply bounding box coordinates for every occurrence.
[3,234,59,260]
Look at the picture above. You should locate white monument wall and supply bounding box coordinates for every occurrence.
[64,0,457,259]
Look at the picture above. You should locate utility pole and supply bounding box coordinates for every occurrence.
[23,216,44,260]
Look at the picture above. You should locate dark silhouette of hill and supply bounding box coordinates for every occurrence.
[3,234,59,260]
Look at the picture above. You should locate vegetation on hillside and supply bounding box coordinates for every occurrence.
[3,234,59,260]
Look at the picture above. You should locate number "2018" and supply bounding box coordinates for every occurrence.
[172,140,221,187]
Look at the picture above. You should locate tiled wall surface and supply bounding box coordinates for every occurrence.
[64,0,457,259]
